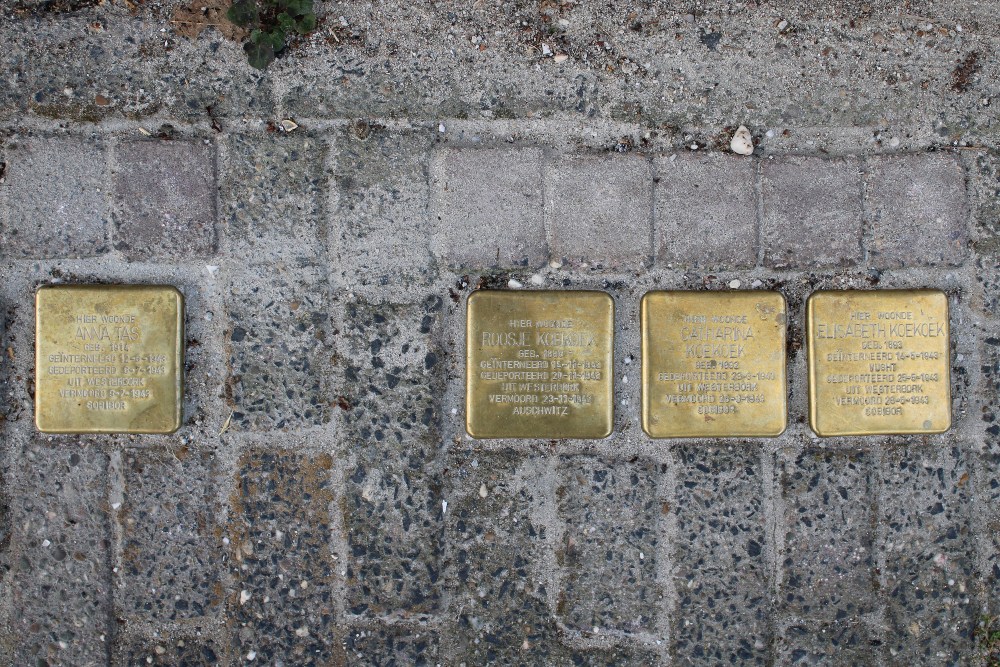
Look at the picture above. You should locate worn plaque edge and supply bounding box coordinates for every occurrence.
[464,289,615,440]
[34,284,185,435]
[806,288,952,437]
[639,290,789,439]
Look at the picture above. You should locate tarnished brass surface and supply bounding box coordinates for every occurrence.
[641,291,787,438]
[466,290,614,439]
[807,289,951,436]
[35,285,184,434]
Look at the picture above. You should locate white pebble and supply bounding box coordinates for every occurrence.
[479,483,488,498]
[279,119,298,132]
[240,590,252,605]
[728,279,742,289]
[751,279,763,288]
[42,539,50,547]
[541,43,552,56]
[438,122,446,133]
[889,137,900,148]
[553,54,568,63]
[548,259,563,269]
[530,274,544,286]
[246,651,256,661]
[730,125,754,156]
[507,278,524,289]
[442,500,448,515]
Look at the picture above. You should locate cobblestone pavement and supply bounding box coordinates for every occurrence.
[0,1,999,665]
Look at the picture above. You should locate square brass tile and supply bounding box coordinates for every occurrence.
[466,290,614,439]
[641,291,787,438]
[807,289,951,436]
[35,284,184,434]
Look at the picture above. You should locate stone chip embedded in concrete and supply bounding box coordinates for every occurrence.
[230,450,337,665]
[556,457,660,634]
[778,621,880,665]
[119,448,221,623]
[546,154,652,267]
[655,153,757,269]
[673,446,770,665]
[113,140,216,259]
[0,136,108,258]
[430,147,545,269]
[866,153,969,267]
[778,449,876,622]
[761,156,862,268]
[10,444,112,667]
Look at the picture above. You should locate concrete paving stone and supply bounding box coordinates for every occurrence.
[220,133,328,261]
[340,297,444,615]
[119,448,221,623]
[225,265,332,430]
[655,153,757,269]
[445,451,562,664]
[229,450,337,666]
[866,153,969,267]
[119,636,223,666]
[0,135,108,259]
[430,147,546,269]
[777,621,880,666]
[672,446,769,665]
[880,446,975,664]
[339,296,443,447]
[556,457,660,634]
[344,460,442,616]
[11,444,112,667]
[778,449,876,621]
[331,127,435,290]
[761,156,863,269]
[344,624,439,666]
[112,140,216,260]
[545,154,652,268]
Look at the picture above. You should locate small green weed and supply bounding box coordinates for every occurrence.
[976,615,1000,667]
[226,0,317,69]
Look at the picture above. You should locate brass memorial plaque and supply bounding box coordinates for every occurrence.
[807,290,951,436]
[641,291,787,438]
[35,285,184,434]
[466,290,614,439]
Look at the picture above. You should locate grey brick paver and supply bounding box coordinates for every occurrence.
[655,153,757,269]
[0,136,109,258]
[113,140,216,260]
[866,153,969,267]
[546,154,652,268]
[762,156,863,268]
[430,147,545,269]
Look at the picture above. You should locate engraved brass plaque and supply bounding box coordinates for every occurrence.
[807,289,951,436]
[466,290,614,439]
[641,291,787,438]
[35,285,184,434]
